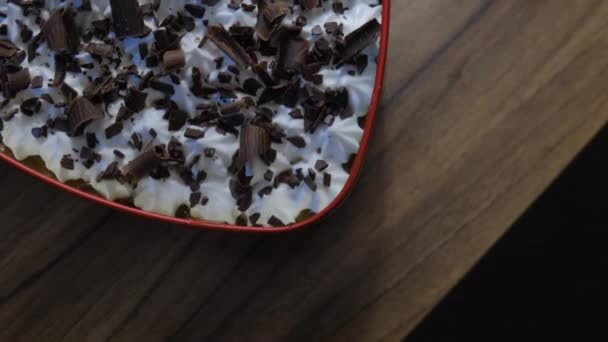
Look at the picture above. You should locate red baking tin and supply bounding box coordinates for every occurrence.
[0,2,390,233]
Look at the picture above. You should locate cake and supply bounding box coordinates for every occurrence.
[0,0,383,226]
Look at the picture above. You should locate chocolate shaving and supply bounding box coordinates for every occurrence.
[51,53,70,87]
[258,186,273,197]
[40,93,55,104]
[113,105,133,123]
[91,18,111,38]
[162,49,185,73]
[196,170,207,185]
[277,36,309,78]
[269,25,301,51]
[204,147,215,158]
[0,106,15,120]
[130,132,143,151]
[274,169,300,188]
[153,28,182,53]
[6,68,31,96]
[175,204,190,218]
[227,0,242,10]
[235,213,248,226]
[83,75,113,101]
[185,4,206,18]
[229,25,256,52]
[96,161,125,183]
[170,72,182,85]
[343,153,356,173]
[249,213,261,225]
[219,97,253,115]
[60,155,75,170]
[315,160,328,172]
[229,178,253,211]
[84,43,114,58]
[206,25,252,68]
[138,70,154,91]
[81,0,92,11]
[178,12,196,32]
[80,146,101,164]
[256,0,289,41]
[214,56,224,69]
[301,85,330,132]
[268,216,285,227]
[190,67,207,97]
[354,54,368,74]
[237,123,270,168]
[218,113,245,135]
[324,22,339,35]
[43,8,80,53]
[337,19,381,64]
[332,2,345,14]
[289,109,303,119]
[252,62,275,86]
[86,132,98,148]
[138,43,149,60]
[295,15,307,27]
[311,25,323,36]
[149,79,175,96]
[8,50,26,65]
[258,80,299,107]
[184,128,205,140]
[178,167,196,190]
[113,149,125,159]
[27,33,43,62]
[217,72,232,83]
[286,136,306,148]
[20,97,41,116]
[31,75,43,89]
[153,98,176,110]
[242,78,263,96]
[190,192,202,207]
[323,172,332,187]
[105,121,123,139]
[61,83,78,103]
[303,175,317,191]
[124,145,169,182]
[301,0,319,10]
[15,23,34,43]
[264,170,274,182]
[166,108,188,131]
[67,97,104,136]
[124,88,147,112]
[0,39,18,57]
[308,168,317,181]
[146,55,159,68]
[110,0,148,38]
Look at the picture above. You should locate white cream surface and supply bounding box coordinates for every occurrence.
[0,0,382,225]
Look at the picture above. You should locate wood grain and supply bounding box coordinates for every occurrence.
[2,1,608,341]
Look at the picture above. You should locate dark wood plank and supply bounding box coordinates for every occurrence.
[377,0,492,102]
[0,214,196,341]
[1,1,607,341]
[0,164,110,302]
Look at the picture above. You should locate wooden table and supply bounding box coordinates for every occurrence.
[2,1,608,340]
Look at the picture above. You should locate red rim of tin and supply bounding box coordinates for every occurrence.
[0,2,390,233]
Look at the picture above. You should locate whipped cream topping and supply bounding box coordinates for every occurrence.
[0,0,382,226]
